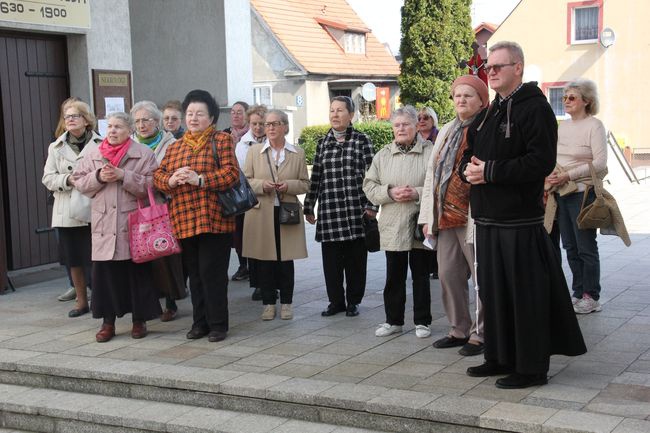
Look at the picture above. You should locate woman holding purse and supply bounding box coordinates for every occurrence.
[242,109,310,321]
[73,112,160,342]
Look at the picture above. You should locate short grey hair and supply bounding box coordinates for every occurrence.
[106,112,134,132]
[130,100,162,129]
[419,106,438,127]
[489,40,525,66]
[265,109,289,125]
[390,105,418,125]
[565,79,600,115]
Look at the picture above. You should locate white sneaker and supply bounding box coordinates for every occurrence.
[574,295,602,314]
[375,323,402,337]
[572,296,581,306]
[415,325,431,338]
[57,287,76,302]
[261,304,276,320]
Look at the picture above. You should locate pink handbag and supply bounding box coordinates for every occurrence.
[128,187,181,263]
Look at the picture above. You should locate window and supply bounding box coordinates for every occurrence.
[343,32,365,54]
[567,1,602,45]
[253,85,272,106]
[542,82,568,117]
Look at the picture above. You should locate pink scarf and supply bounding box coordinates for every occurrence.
[99,137,131,167]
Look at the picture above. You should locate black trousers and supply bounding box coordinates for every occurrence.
[321,238,367,308]
[181,233,231,333]
[258,207,294,305]
[383,249,432,326]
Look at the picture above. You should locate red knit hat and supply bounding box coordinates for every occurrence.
[451,75,490,109]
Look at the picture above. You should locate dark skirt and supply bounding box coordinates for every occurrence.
[57,226,91,267]
[151,254,187,300]
[476,224,587,374]
[91,260,162,321]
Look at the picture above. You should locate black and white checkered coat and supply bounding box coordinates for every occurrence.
[304,126,378,242]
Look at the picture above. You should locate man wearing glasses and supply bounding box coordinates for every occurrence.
[460,41,586,389]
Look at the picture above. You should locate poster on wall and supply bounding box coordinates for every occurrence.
[92,70,133,130]
[376,87,391,120]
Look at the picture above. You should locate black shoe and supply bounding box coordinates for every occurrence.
[496,373,547,389]
[186,327,209,340]
[345,304,359,317]
[208,330,227,342]
[68,306,90,318]
[232,267,249,281]
[458,342,485,356]
[321,304,346,317]
[432,335,469,349]
[251,287,262,301]
[466,361,513,377]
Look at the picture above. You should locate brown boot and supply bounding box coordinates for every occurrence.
[131,321,147,339]
[95,324,115,343]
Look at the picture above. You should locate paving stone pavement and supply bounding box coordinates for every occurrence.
[1,179,650,432]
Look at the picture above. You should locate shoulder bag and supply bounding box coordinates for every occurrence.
[211,138,258,217]
[576,163,612,230]
[265,150,301,225]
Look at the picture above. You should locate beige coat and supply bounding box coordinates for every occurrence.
[242,142,310,261]
[72,141,157,261]
[363,138,432,251]
[42,131,102,227]
[418,121,475,246]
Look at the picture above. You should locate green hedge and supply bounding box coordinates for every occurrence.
[298,121,393,164]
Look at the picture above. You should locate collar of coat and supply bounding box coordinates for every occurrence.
[53,130,103,160]
[260,139,297,154]
[389,137,426,155]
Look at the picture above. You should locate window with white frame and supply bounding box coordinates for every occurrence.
[343,32,365,54]
[548,87,566,117]
[573,6,599,42]
[253,85,272,106]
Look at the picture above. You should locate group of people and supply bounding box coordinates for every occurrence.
[44,39,609,389]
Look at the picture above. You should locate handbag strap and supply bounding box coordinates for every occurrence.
[265,150,283,203]
[581,162,604,209]
[137,186,157,209]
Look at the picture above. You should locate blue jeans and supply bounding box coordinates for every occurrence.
[557,190,601,300]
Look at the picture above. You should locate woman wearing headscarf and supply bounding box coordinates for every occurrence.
[154,89,239,343]
[131,101,186,322]
[242,109,310,321]
[304,96,377,318]
[73,112,160,342]
[363,105,434,339]
[419,75,489,356]
[42,100,101,317]
[546,79,608,314]
[234,104,268,300]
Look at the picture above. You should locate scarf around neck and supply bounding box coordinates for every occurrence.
[184,125,215,153]
[136,130,163,150]
[66,130,92,155]
[99,137,131,167]
[229,125,249,145]
[432,115,476,227]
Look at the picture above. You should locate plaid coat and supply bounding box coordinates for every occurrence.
[303,126,378,242]
[154,130,239,239]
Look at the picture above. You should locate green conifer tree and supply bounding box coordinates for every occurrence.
[398,0,473,122]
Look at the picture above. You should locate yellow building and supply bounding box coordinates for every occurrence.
[491,0,648,151]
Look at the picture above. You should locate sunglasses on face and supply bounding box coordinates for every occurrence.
[418,115,431,121]
[484,62,516,74]
[562,95,581,102]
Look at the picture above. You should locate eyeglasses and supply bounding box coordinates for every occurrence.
[163,116,180,122]
[135,118,154,125]
[264,121,285,128]
[484,62,517,74]
[562,95,581,102]
[418,115,431,121]
[63,114,82,120]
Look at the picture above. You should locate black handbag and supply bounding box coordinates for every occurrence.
[413,212,425,242]
[211,139,258,217]
[362,215,380,252]
[265,151,301,225]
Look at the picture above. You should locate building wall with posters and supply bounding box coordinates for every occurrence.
[0,0,252,285]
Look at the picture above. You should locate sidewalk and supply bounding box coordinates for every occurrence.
[0,180,649,433]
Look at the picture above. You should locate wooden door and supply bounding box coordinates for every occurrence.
[0,32,68,270]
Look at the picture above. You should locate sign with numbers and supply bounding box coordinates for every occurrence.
[0,0,90,29]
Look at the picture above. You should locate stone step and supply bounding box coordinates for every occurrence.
[0,383,389,433]
[0,428,35,433]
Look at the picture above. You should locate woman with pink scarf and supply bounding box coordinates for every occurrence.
[73,112,160,343]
